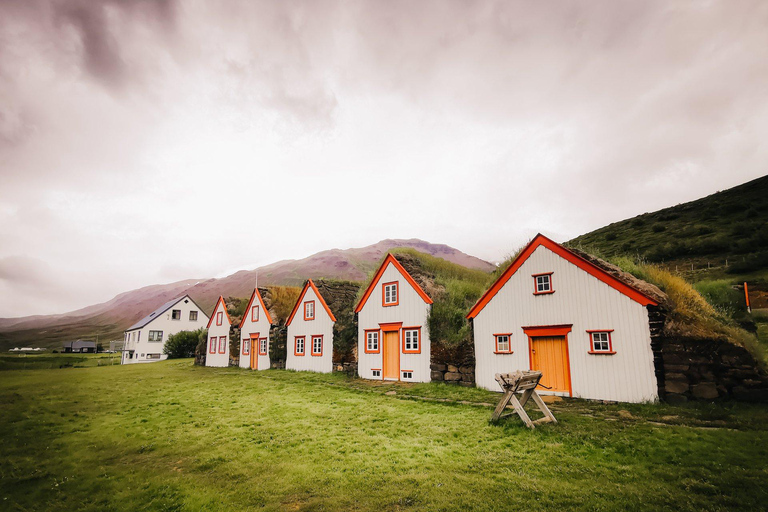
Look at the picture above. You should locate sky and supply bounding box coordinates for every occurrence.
[1,0,767,318]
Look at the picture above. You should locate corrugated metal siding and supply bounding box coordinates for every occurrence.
[206,302,230,368]
[473,245,658,403]
[357,262,431,383]
[238,314,271,370]
[286,286,334,373]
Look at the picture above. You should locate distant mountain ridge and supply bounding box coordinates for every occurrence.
[0,239,494,349]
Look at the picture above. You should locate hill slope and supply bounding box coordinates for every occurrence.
[0,239,493,350]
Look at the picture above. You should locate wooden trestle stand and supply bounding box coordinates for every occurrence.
[490,371,558,429]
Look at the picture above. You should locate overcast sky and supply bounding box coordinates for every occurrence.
[1,0,766,318]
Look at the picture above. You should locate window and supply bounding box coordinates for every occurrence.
[294,336,305,356]
[216,312,223,326]
[251,305,259,322]
[147,354,161,359]
[242,339,250,355]
[533,273,554,294]
[189,311,198,321]
[402,371,413,379]
[209,337,216,354]
[137,331,141,342]
[311,336,323,356]
[218,336,227,354]
[588,330,615,354]
[259,338,268,356]
[172,309,181,320]
[372,369,381,378]
[494,334,512,353]
[304,301,315,320]
[403,328,420,354]
[365,330,380,353]
[148,330,163,342]
[383,282,398,306]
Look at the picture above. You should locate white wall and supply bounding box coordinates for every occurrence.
[357,261,431,383]
[472,245,658,403]
[122,296,209,364]
[286,286,334,373]
[206,301,231,368]
[239,296,271,370]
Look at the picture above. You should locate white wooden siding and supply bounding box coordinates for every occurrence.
[473,245,658,403]
[286,286,334,373]
[206,301,230,368]
[357,262,431,383]
[238,304,271,370]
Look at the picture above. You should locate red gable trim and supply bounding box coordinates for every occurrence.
[206,296,233,328]
[467,234,659,319]
[354,254,433,313]
[285,279,337,327]
[238,288,274,329]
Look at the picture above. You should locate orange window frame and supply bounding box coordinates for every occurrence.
[311,335,323,356]
[382,281,399,306]
[259,338,268,356]
[587,330,616,354]
[251,305,259,322]
[209,337,216,354]
[294,336,306,356]
[364,329,381,354]
[218,336,227,354]
[494,333,513,354]
[533,272,555,295]
[216,311,223,325]
[242,338,250,356]
[304,301,315,321]
[401,326,421,354]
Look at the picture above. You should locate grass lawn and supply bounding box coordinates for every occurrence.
[1,360,767,511]
[0,353,121,371]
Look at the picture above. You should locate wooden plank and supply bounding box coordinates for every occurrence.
[531,391,558,425]
[509,395,534,429]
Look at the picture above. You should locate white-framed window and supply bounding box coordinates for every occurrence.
[312,336,323,356]
[147,354,161,359]
[304,301,315,320]
[366,331,379,353]
[402,371,413,379]
[403,329,420,353]
[242,339,250,355]
[189,311,198,321]
[251,305,259,322]
[137,331,141,342]
[383,282,398,305]
[209,337,216,354]
[216,312,223,325]
[218,336,227,354]
[589,331,614,353]
[295,336,305,355]
[259,338,268,355]
[534,273,553,294]
[495,334,511,353]
[372,369,381,378]
[148,330,163,342]
[172,309,181,320]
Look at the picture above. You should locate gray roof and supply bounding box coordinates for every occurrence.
[64,340,97,348]
[125,295,206,331]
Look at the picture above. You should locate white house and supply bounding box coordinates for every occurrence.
[122,295,209,364]
[206,296,232,368]
[238,288,273,370]
[355,254,433,382]
[285,279,336,373]
[467,234,662,403]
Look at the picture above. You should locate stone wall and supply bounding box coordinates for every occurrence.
[430,363,475,386]
[333,361,358,376]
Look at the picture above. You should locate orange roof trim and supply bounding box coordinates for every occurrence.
[466,234,659,319]
[285,279,337,327]
[238,288,274,329]
[354,254,433,313]
[206,296,233,328]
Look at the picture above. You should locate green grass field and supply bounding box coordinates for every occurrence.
[1,358,767,511]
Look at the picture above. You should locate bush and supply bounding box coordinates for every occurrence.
[693,280,744,317]
[165,329,206,359]
[605,232,618,241]
[652,224,666,233]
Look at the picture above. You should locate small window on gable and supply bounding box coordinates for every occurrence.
[372,369,381,378]
[533,273,553,295]
[304,301,315,321]
[403,328,420,354]
[383,282,398,306]
[295,336,305,356]
[589,331,615,354]
[242,339,250,355]
[251,305,259,322]
[189,311,198,321]
[494,334,512,353]
[216,311,223,326]
[218,336,227,354]
[172,309,181,320]
[259,338,268,355]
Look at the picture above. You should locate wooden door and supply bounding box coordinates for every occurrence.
[382,331,400,380]
[250,336,259,370]
[530,336,571,394]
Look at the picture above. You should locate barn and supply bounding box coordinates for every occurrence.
[206,296,231,368]
[238,288,273,370]
[355,253,433,382]
[285,279,336,373]
[468,234,665,403]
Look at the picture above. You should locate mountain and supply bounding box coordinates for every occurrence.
[0,239,494,349]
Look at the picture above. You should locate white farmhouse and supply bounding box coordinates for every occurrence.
[206,296,232,368]
[285,279,336,373]
[238,288,273,370]
[122,295,209,364]
[355,254,433,383]
[468,234,663,403]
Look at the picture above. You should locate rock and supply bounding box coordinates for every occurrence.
[385,391,397,396]
[430,363,447,372]
[665,393,688,405]
[665,380,689,394]
[732,386,768,402]
[459,366,473,374]
[741,379,762,388]
[461,373,474,383]
[664,364,689,372]
[691,382,719,400]
[430,371,444,381]
[541,395,562,404]
[459,382,474,387]
[447,365,459,373]
[618,410,635,420]
[666,372,688,382]
[444,372,461,382]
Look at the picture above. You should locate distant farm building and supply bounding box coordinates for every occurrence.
[122,295,209,364]
[468,234,666,403]
[355,254,434,383]
[238,288,273,370]
[286,280,336,374]
[206,296,232,368]
[63,340,97,353]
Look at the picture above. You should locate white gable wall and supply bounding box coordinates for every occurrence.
[286,286,334,373]
[473,245,658,403]
[239,301,272,370]
[206,301,231,368]
[357,262,431,383]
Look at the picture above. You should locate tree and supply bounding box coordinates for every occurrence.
[164,329,206,359]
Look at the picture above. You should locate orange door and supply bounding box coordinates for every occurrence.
[250,336,259,370]
[382,331,400,380]
[530,336,571,394]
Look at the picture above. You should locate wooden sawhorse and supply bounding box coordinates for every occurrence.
[490,371,557,429]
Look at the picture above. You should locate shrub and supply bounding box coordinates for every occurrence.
[605,232,618,241]
[652,224,666,233]
[631,218,646,228]
[165,329,206,359]
[693,280,744,317]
